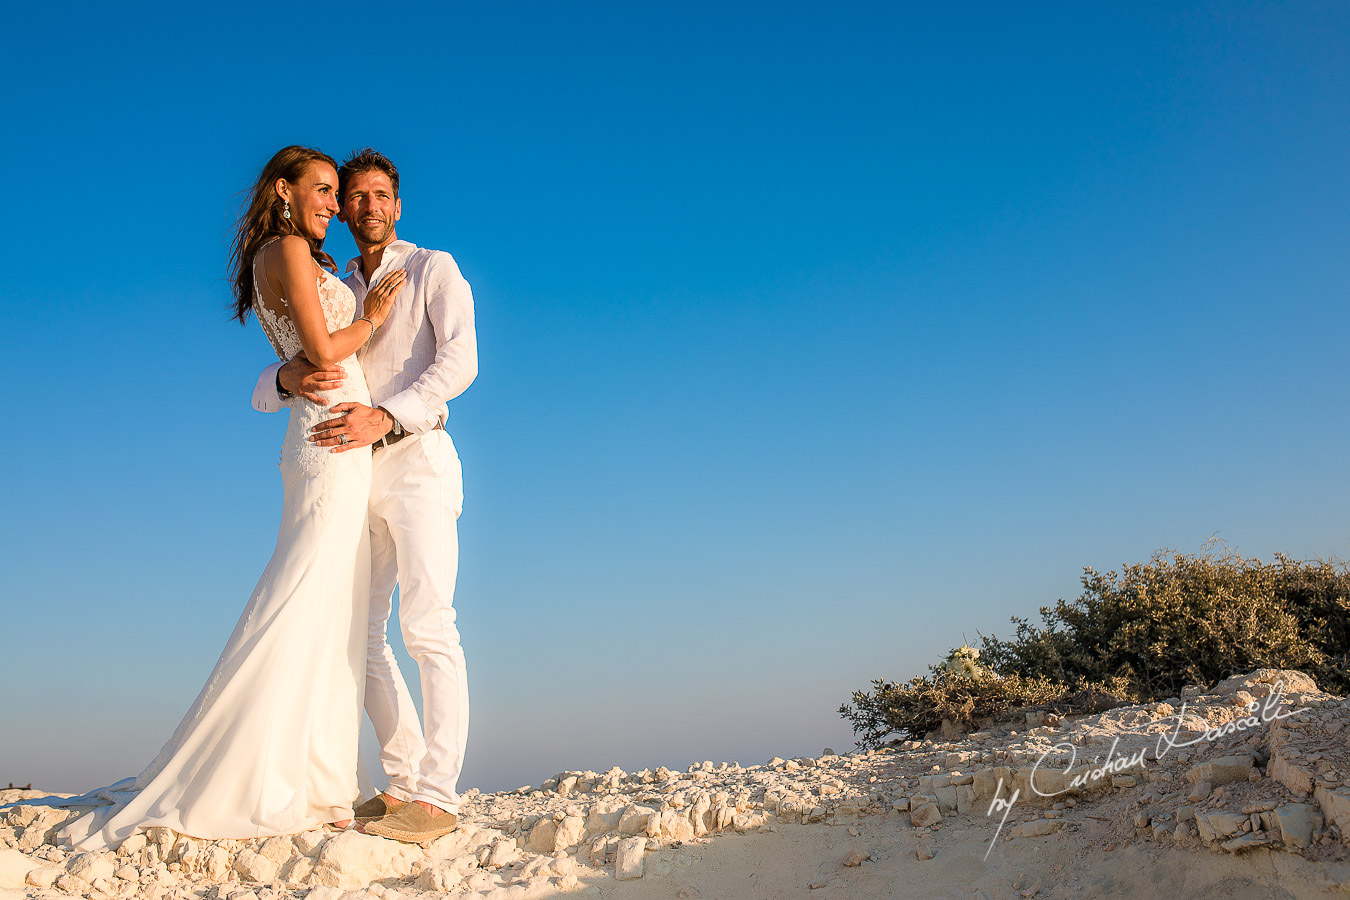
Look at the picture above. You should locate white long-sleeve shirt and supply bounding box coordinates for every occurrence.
[252,240,478,433]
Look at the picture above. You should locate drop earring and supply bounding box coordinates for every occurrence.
[283,200,291,220]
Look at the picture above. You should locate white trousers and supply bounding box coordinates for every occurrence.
[363,428,469,812]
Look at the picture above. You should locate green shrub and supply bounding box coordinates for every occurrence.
[839,669,1131,749]
[841,546,1350,748]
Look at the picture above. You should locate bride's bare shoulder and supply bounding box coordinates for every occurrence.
[257,235,319,289]
[259,235,312,270]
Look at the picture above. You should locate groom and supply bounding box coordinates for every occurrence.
[251,148,475,843]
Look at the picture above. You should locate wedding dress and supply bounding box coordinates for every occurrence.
[55,252,373,850]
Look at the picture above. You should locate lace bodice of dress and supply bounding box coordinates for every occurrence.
[252,243,356,361]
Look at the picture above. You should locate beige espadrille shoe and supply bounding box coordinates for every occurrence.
[353,793,406,824]
[364,802,459,845]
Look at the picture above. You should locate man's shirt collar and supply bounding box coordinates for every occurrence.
[345,239,418,282]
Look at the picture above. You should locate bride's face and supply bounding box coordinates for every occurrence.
[277,162,340,241]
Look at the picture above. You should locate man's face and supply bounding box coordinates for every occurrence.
[340,170,401,246]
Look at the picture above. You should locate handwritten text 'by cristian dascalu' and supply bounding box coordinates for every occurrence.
[982,683,1301,859]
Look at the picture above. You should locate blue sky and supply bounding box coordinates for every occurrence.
[3,2,1348,794]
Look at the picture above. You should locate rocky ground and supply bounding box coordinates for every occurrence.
[5,668,1350,899]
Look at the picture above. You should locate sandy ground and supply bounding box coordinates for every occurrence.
[587,812,1350,899]
[5,668,1350,898]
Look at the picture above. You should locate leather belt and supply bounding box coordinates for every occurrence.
[371,430,409,453]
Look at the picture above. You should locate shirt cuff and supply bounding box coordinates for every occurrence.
[379,390,442,434]
[252,362,288,412]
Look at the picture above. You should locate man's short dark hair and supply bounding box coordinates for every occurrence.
[338,149,400,204]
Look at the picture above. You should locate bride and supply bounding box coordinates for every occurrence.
[52,146,407,850]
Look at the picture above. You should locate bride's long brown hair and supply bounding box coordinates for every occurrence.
[229,145,339,323]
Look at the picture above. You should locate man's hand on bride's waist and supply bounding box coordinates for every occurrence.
[280,355,347,404]
[309,402,395,453]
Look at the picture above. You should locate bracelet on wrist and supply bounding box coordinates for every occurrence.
[357,316,377,352]
[275,369,293,399]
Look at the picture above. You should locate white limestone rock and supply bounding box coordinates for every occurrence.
[425,823,497,858]
[585,799,625,835]
[197,844,228,880]
[659,808,696,842]
[615,836,645,881]
[25,864,62,889]
[1009,819,1062,838]
[731,811,768,834]
[554,814,585,850]
[1315,785,1350,845]
[1185,756,1256,786]
[2,807,39,829]
[232,848,280,883]
[1212,669,1318,697]
[586,834,616,867]
[485,838,520,869]
[1275,803,1320,849]
[463,869,501,892]
[910,802,942,828]
[303,887,347,900]
[689,793,712,835]
[0,848,38,889]
[416,856,480,892]
[1195,812,1247,843]
[525,816,559,853]
[293,829,326,857]
[146,826,176,858]
[518,855,555,880]
[841,849,869,867]
[55,873,89,895]
[278,854,313,885]
[16,808,71,851]
[772,798,799,825]
[834,800,865,819]
[309,830,419,887]
[116,833,147,857]
[972,766,1015,802]
[256,834,294,865]
[166,834,198,864]
[1222,832,1274,852]
[65,851,115,884]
